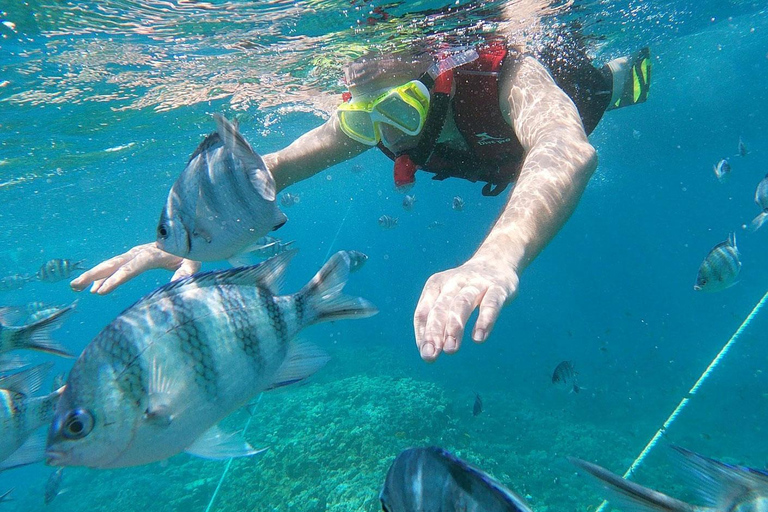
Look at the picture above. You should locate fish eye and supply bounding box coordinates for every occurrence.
[62,409,94,439]
[700,279,707,285]
[157,224,169,239]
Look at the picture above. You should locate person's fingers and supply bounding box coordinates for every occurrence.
[443,285,483,354]
[413,276,444,353]
[171,259,201,282]
[472,285,514,343]
[421,280,462,361]
[92,250,163,295]
[90,278,107,294]
[70,255,131,291]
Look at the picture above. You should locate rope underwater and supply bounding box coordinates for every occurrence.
[323,198,354,262]
[204,393,263,512]
[595,288,768,512]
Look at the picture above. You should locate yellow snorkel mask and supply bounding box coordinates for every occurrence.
[337,79,431,146]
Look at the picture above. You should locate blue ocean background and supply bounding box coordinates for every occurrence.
[1,0,767,510]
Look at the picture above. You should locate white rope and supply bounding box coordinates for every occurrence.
[595,289,768,512]
[204,393,263,512]
[323,198,354,262]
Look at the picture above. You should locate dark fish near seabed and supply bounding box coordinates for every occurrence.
[0,363,62,471]
[473,392,483,416]
[749,174,768,232]
[46,251,377,469]
[402,195,416,211]
[156,114,287,262]
[45,467,64,504]
[378,215,398,229]
[380,447,533,512]
[0,305,74,357]
[344,251,368,273]
[36,259,84,283]
[452,196,465,211]
[552,361,580,393]
[571,445,768,512]
[695,233,740,292]
[713,158,731,183]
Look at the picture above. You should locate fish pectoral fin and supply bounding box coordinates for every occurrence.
[144,405,173,427]
[265,341,330,391]
[185,424,267,460]
[145,358,177,426]
[0,431,47,471]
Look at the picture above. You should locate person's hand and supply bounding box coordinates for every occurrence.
[413,258,519,362]
[70,242,201,295]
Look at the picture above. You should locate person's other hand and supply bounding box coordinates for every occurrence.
[70,242,201,295]
[413,259,519,362]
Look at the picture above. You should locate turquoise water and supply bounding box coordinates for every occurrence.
[1,0,768,510]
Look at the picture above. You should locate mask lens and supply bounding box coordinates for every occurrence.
[338,110,378,145]
[375,95,422,133]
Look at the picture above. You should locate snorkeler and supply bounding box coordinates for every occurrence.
[70,36,651,363]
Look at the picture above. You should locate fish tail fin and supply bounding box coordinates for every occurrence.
[299,251,378,324]
[12,304,75,358]
[749,211,768,232]
[569,457,696,512]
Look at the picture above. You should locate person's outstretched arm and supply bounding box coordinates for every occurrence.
[72,114,369,294]
[414,56,598,361]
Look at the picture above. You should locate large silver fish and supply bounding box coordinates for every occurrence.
[694,233,740,292]
[380,447,533,512]
[749,174,768,232]
[0,305,74,357]
[571,445,768,512]
[46,251,377,469]
[156,114,287,262]
[0,363,62,471]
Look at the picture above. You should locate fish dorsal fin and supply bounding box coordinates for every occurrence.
[672,446,768,508]
[186,132,222,165]
[136,250,297,306]
[212,113,276,201]
[0,362,52,396]
[728,232,738,252]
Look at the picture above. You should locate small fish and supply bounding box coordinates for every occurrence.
[749,174,768,232]
[46,251,377,469]
[571,445,768,512]
[713,158,731,183]
[0,304,74,357]
[156,114,287,262]
[0,489,12,502]
[427,220,444,230]
[380,447,533,512]
[695,233,740,292]
[344,251,368,273]
[0,274,32,292]
[25,301,48,314]
[552,361,580,393]
[349,163,364,174]
[473,393,483,416]
[280,193,300,208]
[378,215,398,229]
[452,196,465,211]
[44,467,64,504]
[36,259,84,283]
[402,195,416,211]
[738,136,748,157]
[0,363,61,471]
[249,236,296,259]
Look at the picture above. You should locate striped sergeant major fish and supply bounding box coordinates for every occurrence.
[571,445,768,512]
[46,251,377,469]
[381,447,533,512]
[36,259,84,283]
[0,363,62,471]
[694,233,740,292]
[378,215,398,229]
